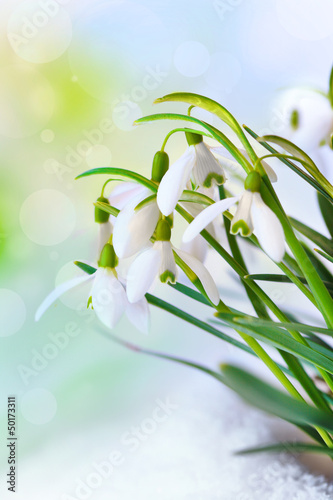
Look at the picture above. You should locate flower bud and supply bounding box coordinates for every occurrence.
[185,131,203,146]
[155,219,171,241]
[98,243,118,268]
[244,171,261,192]
[151,151,169,183]
[95,197,110,223]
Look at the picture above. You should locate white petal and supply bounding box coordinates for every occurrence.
[157,146,196,216]
[91,268,127,329]
[126,297,150,334]
[251,192,285,262]
[126,247,162,303]
[177,249,220,305]
[35,273,94,321]
[181,234,208,262]
[231,190,254,236]
[113,193,160,258]
[182,196,239,242]
[157,241,178,282]
[108,182,146,209]
[192,142,226,187]
[98,221,113,255]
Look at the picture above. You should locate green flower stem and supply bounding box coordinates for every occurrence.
[160,127,212,152]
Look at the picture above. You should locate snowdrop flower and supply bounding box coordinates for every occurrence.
[113,151,169,259]
[35,243,149,333]
[157,132,226,216]
[126,219,220,305]
[183,172,285,262]
[276,88,333,150]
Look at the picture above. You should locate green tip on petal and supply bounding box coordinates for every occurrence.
[290,109,299,130]
[244,171,261,192]
[98,243,118,268]
[95,196,110,223]
[151,151,169,183]
[231,220,252,237]
[203,173,225,188]
[87,296,93,309]
[185,130,203,146]
[155,219,172,241]
[160,270,176,284]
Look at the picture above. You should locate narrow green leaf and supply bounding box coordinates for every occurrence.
[146,294,255,356]
[289,217,333,256]
[259,135,319,176]
[74,261,97,275]
[231,316,333,337]
[135,194,157,211]
[96,328,324,444]
[76,168,157,192]
[135,112,252,172]
[216,315,333,373]
[235,442,333,457]
[220,364,333,432]
[318,192,333,239]
[179,190,214,206]
[154,92,258,163]
[245,273,333,292]
[302,243,333,283]
[94,202,119,217]
[315,248,333,264]
[244,126,333,202]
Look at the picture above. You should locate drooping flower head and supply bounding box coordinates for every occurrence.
[113,151,169,259]
[157,132,226,216]
[35,242,149,333]
[183,171,285,262]
[126,218,220,306]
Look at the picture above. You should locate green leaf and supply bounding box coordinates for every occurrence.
[146,294,255,356]
[258,135,319,176]
[94,202,119,217]
[179,190,214,206]
[318,191,333,239]
[135,112,252,172]
[135,194,157,211]
[216,314,333,373]
[258,135,333,197]
[244,126,333,203]
[154,92,259,164]
[245,273,333,292]
[231,315,333,337]
[235,442,333,457]
[74,261,97,275]
[289,216,333,256]
[315,248,333,264]
[220,364,333,432]
[76,168,157,192]
[302,243,333,283]
[97,328,323,444]
[169,282,212,306]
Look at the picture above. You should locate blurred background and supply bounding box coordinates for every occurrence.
[1,0,333,498]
